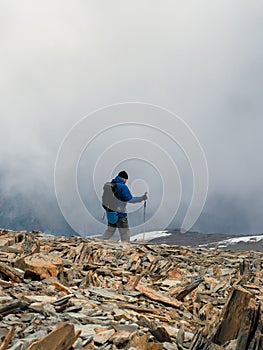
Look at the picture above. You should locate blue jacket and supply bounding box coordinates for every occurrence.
[111,175,143,218]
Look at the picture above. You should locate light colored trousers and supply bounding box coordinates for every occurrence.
[102,216,130,242]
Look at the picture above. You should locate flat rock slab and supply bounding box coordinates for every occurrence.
[74,324,98,338]
[27,322,80,350]
[111,330,131,345]
[15,253,63,279]
[93,329,115,344]
[22,295,57,303]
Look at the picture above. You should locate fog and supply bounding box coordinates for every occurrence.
[1,1,263,235]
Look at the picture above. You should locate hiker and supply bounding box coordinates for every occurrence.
[102,171,147,242]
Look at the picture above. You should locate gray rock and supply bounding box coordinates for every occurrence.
[7,341,24,350]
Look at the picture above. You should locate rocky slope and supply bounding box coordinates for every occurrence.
[0,229,262,350]
[148,230,263,251]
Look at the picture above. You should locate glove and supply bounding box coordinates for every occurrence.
[141,193,148,201]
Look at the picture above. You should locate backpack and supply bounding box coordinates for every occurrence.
[102,182,119,212]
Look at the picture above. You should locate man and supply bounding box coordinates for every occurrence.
[102,170,147,242]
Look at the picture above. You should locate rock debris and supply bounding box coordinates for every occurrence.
[0,229,262,349]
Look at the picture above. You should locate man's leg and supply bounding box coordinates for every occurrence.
[102,223,116,240]
[117,217,130,242]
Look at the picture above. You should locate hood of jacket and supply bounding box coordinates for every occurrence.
[112,175,125,184]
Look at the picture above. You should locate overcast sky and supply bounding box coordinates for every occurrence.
[1,1,263,235]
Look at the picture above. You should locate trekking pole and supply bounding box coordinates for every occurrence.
[143,192,147,242]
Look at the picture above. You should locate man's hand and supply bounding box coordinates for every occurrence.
[141,193,148,201]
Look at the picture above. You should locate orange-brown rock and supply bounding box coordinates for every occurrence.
[15,252,63,279]
[27,322,80,350]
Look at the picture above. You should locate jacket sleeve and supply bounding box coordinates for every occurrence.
[120,184,143,203]
[128,196,143,203]
[120,185,133,202]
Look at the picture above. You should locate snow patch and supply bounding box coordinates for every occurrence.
[131,230,171,242]
[199,234,263,248]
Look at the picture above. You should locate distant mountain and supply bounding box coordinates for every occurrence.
[0,187,76,236]
[133,230,263,251]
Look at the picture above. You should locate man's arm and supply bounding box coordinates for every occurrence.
[128,196,143,203]
[128,191,147,203]
[121,185,147,203]
[120,185,132,202]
